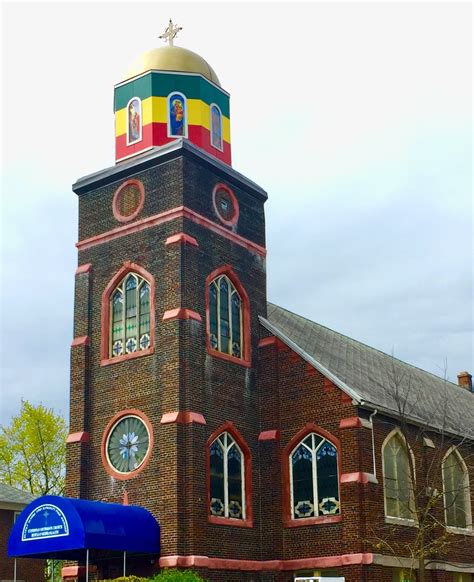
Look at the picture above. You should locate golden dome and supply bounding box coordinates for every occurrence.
[125,45,221,86]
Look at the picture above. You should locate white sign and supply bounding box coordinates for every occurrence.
[21,503,69,541]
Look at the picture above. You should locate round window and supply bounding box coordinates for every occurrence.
[105,414,150,475]
[112,179,145,222]
[212,183,239,226]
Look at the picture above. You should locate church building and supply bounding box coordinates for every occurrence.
[16,22,473,582]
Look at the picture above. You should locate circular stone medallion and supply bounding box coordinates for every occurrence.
[112,179,145,222]
[212,183,239,226]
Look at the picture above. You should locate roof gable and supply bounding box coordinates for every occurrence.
[263,303,474,438]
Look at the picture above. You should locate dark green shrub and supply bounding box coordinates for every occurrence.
[100,577,148,582]
[150,570,207,581]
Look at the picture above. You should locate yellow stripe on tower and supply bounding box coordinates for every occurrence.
[115,98,231,143]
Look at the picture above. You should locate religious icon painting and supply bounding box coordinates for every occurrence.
[210,104,223,150]
[127,97,142,144]
[168,92,187,137]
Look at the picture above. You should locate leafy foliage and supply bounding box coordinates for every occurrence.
[150,571,207,581]
[0,400,67,495]
[99,573,207,582]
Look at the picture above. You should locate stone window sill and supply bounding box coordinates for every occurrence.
[446,525,474,536]
[385,515,418,528]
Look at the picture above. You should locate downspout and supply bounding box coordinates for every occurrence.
[369,409,378,478]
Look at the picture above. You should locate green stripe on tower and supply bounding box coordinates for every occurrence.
[115,72,230,116]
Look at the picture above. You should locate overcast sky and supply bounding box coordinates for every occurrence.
[1,1,472,426]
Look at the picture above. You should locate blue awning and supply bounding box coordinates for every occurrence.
[8,495,160,560]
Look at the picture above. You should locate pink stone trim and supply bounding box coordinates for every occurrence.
[101,347,155,367]
[258,336,278,347]
[258,430,280,441]
[71,336,90,347]
[112,179,145,223]
[76,206,267,257]
[183,207,266,256]
[159,552,373,571]
[339,417,363,429]
[212,182,240,226]
[165,233,199,247]
[284,515,342,528]
[75,263,92,275]
[340,472,371,484]
[160,411,207,425]
[66,431,90,444]
[62,566,97,577]
[162,308,202,322]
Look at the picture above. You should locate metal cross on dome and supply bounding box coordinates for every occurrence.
[159,19,182,47]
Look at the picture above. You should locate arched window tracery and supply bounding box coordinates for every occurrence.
[209,431,245,521]
[208,274,243,360]
[289,433,340,519]
[109,272,151,358]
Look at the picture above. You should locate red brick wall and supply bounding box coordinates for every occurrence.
[66,147,473,582]
[0,509,45,582]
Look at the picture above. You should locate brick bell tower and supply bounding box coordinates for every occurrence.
[66,23,268,580]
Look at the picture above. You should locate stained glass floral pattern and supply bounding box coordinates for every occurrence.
[209,432,245,520]
[106,415,150,474]
[290,433,340,519]
[208,275,243,360]
[109,273,151,358]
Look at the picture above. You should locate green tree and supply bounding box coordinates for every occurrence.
[0,400,67,495]
[151,571,207,581]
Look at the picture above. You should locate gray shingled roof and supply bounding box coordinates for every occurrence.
[262,303,474,439]
[0,483,36,506]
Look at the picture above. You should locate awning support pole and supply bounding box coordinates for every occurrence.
[86,549,89,582]
[123,551,127,576]
[13,558,17,582]
[52,559,55,582]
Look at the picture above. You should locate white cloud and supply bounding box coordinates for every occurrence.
[1,1,472,423]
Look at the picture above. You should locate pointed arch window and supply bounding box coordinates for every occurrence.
[109,273,151,358]
[209,274,242,359]
[442,449,472,531]
[210,103,223,151]
[101,264,155,366]
[207,424,253,527]
[206,267,250,366]
[127,97,142,145]
[209,432,245,521]
[289,433,340,520]
[382,432,415,521]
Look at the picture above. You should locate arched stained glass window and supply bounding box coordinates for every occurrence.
[209,275,242,359]
[210,104,223,150]
[383,432,415,520]
[127,97,142,145]
[210,432,245,520]
[110,273,151,358]
[443,449,471,530]
[290,433,340,519]
[168,92,187,138]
